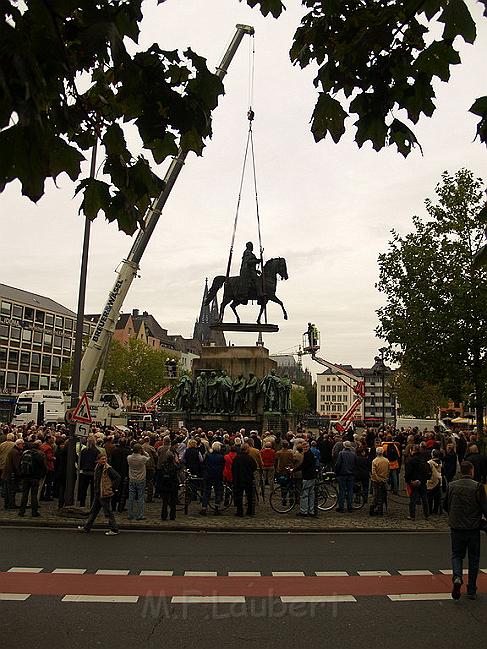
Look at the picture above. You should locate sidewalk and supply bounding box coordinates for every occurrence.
[0,492,449,533]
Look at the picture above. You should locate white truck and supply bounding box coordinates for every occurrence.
[13,391,126,427]
[396,417,450,432]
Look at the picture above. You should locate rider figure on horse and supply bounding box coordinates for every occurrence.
[239,242,261,302]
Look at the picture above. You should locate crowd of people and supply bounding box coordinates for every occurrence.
[0,421,485,532]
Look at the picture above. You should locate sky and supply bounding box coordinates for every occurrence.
[1,0,486,379]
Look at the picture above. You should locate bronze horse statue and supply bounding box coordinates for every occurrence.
[206,257,288,324]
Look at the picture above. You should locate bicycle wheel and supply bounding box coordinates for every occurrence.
[269,484,297,513]
[209,485,233,512]
[317,482,338,511]
[351,486,366,510]
[178,483,197,513]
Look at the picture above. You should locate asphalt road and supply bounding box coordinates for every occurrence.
[1,527,486,649]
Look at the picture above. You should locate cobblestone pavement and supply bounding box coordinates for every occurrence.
[0,488,448,532]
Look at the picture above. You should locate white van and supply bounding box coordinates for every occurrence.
[396,417,449,432]
[13,390,66,426]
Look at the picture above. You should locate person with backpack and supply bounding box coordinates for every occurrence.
[382,436,401,494]
[18,439,47,518]
[78,454,121,535]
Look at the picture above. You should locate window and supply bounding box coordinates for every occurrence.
[83,323,89,334]
[321,395,326,403]
[326,395,331,402]
[24,307,34,321]
[63,337,71,351]
[42,355,51,373]
[39,376,49,389]
[45,313,54,327]
[332,385,336,392]
[55,316,63,329]
[35,310,45,324]
[0,370,4,389]
[0,324,8,339]
[20,352,30,371]
[6,372,17,388]
[22,329,32,343]
[0,348,6,368]
[321,386,326,392]
[18,373,28,388]
[10,327,20,340]
[1,301,11,315]
[326,385,331,392]
[52,356,61,371]
[8,350,18,369]
[33,331,43,345]
[54,335,62,348]
[29,375,39,389]
[50,377,59,389]
[44,333,52,349]
[65,318,73,331]
[12,305,22,318]
[31,353,40,369]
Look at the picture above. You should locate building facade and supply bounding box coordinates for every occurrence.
[0,283,94,396]
[316,367,364,420]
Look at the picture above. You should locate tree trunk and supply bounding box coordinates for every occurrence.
[475,384,484,438]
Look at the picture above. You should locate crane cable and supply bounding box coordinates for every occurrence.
[223,35,267,323]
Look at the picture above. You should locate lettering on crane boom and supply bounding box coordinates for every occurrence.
[92,279,124,343]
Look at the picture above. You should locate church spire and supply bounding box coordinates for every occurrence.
[193,278,226,346]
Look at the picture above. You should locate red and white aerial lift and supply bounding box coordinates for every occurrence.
[301,323,365,433]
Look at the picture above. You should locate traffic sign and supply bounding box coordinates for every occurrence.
[75,423,90,438]
[71,392,92,424]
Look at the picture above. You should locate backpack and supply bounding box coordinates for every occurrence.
[20,450,34,477]
[386,443,399,462]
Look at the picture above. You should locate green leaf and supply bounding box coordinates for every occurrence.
[470,96,487,145]
[388,119,422,158]
[180,128,204,155]
[354,113,388,151]
[244,0,285,18]
[77,178,112,221]
[103,124,130,157]
[438,0,477,44]
[420,0,443,20]
[48,136,85,182]
[415,40,461,82]
[149,133,178,164]
[311,93,347,143]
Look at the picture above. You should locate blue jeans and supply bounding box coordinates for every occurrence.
[300,479,316,514]
[389,468,399,493]
[202,477,223,509]
[409,483,429,519]
[337,475,354,511]
[128,480,146,519]
[451,528,481,594]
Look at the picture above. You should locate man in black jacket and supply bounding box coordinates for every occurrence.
[444,461,487,600]
[405,444,431,520]
[297,441,318,517]
[463,445,486,484]
[18,440,47,518]
[78,455,121,535]
[232,444,257,517]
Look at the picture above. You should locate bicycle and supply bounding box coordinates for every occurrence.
[177,470,233,514]
[269,469,339,513]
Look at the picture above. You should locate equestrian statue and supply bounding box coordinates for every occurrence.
[205,242,288,323]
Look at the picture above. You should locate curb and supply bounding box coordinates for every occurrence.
[0,519,448,534]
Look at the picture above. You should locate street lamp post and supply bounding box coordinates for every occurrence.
[373,348,387,431]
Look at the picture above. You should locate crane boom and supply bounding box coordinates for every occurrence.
[79,24,255,394]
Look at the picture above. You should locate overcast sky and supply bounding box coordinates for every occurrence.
[1,0,486,378]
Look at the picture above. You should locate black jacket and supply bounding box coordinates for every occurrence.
[464,452,486,483]
[405,454,431,485]
[444,476,487,529]
[232,454,257,486]
[110,446,131,479]
[301,450,318,480]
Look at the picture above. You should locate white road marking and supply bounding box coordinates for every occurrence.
[439,570,468,575]
[52,569,87,574]
[7,567,43,573]
[171,596,245,604]
[271,571,305,577]
[62,595,139,603]
[95,570,130,576]
[388,593,452,601]
[183,571,218,577]
[281,595,356,603]
[228,571,262,577]
[398,570,433,576]
[0,593,31,601]
[315,571,349,577]
[139,570,174,576]
[358,571,391,576]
